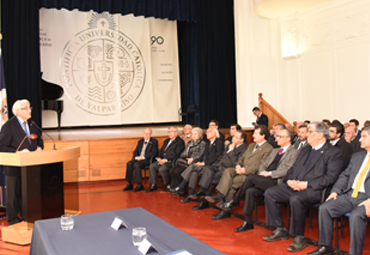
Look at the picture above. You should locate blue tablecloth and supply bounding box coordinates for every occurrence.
[29,207,225,255]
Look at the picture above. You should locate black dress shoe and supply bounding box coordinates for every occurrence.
[222,199,239,210]
[205,193,225,203]
[145,184,157,193]
[163,185,171,192]
[234,221,254,232]
[211,210,231,220]
[175,189,187,197]
[123,183,133,191]
[182,196,196,203]
[263,228,289,242]
[307,246,334,255]
[193,199,209,210]
[133,183,144,192]
[287,235,307,252]
[195,191,206,197]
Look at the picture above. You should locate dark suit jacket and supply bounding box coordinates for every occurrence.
[331,150,370,197]
[256,113,269,127]
[267,134,279,148]
[0,116,44,176]
[293,139,308,150]
[285,141,343,193]
[351,136,363,153]
[214,143,248,169]
[133,138,158,160]
[201,138,224,166]
[158,136,185,167]
[334,137,353,170]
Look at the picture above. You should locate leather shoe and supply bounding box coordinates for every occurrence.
[211,210,231,220]
[234,221,254,232]
[181,196,193,203]
[192,199,209,210]
[287,235,307,252]
[145,184,157,193]
[263,228,289,242]
[195,191,206,197]
[123,183,133,191]
[307,246,334,255]
[222,199,239,210]
[205,193,225,203]
[133,183,144,192]
[163,185,171,192]
[175,189,187,197]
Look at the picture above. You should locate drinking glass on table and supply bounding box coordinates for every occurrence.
[132,227,147,246]
[61,214,74,230]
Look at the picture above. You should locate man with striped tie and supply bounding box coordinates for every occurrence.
[308,125,370,255]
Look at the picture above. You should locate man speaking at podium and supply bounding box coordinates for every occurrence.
[0,99,43,225]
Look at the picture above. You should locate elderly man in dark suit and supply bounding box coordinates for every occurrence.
[308,126,370,255]
[0,99,44,225]
[173,128,223,202]
[145,126,185,192]
[123,128,158,192]
[190,130,248,210]
[206,125,274,219]
[220,128,299,231]
[263,122,343,253]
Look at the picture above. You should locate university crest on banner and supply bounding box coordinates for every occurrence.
[60,13,146,115]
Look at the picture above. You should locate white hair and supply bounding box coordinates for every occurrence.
[12,99,30,116]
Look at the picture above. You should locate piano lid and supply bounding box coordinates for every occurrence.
[41,73,64,100]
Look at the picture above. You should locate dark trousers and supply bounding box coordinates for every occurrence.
[233,175,275,222]
[319,190,368,255]
[126,159,150,184]
[169,166,186,188]
[265,183,321,236]
[149,161,171,185]
[6,175,22,225]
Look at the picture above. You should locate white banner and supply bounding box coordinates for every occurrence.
[40,8,181,127]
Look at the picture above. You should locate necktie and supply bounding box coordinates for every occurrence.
[352,155,370,198]
[23,121,30,135]
[165,139,172,151]
[298,142,303,150]
[278,148,284,155]
[253,144,260,153]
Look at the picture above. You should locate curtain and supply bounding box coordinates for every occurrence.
[41,0,196,22]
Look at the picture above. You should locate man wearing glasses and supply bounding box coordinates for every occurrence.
[0,99,43,225]
[263,122,343,253]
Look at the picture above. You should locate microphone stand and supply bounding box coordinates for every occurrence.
[31,121,56,150]
[15,134,38,153]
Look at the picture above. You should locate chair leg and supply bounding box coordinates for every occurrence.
[287,203,290,231]
[309,207,312,228]
[335,218,339,250]
[255,199,258,221]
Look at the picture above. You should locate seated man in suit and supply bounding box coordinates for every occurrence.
[145,126,185,192]
[123,128,158,192]
[329,122,353,170]
[293,124,308,150]
[205,125,274,219]
[0,99,44,225]
[263,122,343,253]
[219,128,299,231]
[180,124,192,147]
[308,125,370,255]
[252,107,268,128]
[345,126,363,153]
[224,124,242,147]
[173,128,224,202]
[203,120,225,142]
[267,123,285,148]
[349,118,361,139]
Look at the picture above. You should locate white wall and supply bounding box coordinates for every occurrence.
[235,0,370,127]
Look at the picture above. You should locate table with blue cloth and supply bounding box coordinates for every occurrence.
[29,207,225,255]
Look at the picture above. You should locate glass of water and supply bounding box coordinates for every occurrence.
[61,214,74,230]
[132,227,147,246]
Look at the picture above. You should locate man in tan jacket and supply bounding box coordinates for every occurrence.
[206,125,274,219]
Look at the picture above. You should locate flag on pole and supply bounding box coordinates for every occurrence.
[0,49,8,127]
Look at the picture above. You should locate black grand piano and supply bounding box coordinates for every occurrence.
[41,75,64,130]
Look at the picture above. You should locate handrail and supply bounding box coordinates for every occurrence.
[258,93,294,132]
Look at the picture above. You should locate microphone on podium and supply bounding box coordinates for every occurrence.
[31,121,56,150]
[16,134,38,153]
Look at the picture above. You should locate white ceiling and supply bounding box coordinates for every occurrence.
[254,0,332,19]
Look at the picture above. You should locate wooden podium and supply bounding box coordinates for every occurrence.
[0,147,80,245]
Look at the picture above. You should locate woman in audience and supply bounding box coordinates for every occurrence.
[169,127,206,194]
